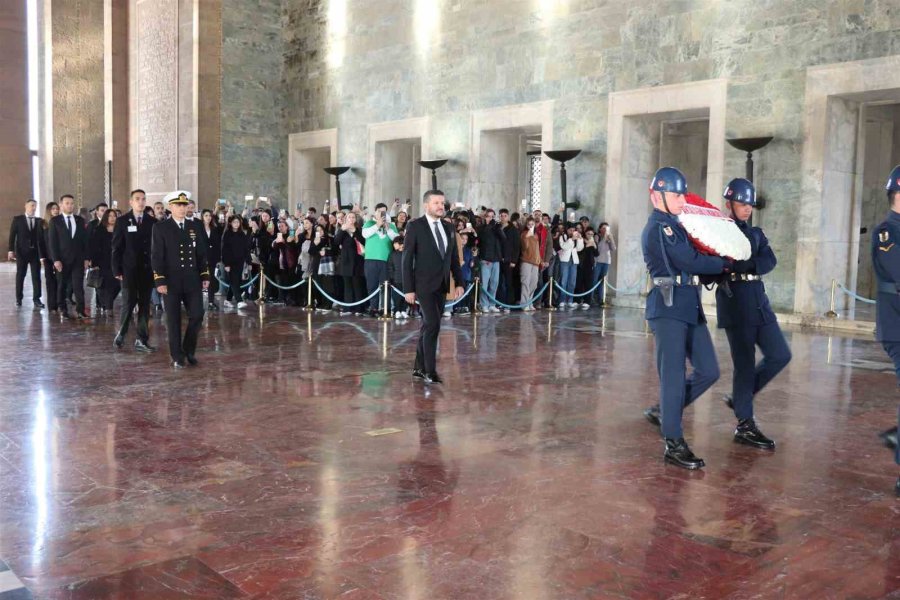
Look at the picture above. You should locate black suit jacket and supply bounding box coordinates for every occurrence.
[402,216,464,295]
[8,215,43,259]
[48,213,89,265]
[111,209,157,278]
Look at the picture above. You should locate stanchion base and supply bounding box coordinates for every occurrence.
[825,311,838,318]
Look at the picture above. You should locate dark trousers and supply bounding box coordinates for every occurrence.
[43,260,58,311]
[499,262,518,305]
[163,286,204,361]
[226,266,244,302]
[882,340,900,465]
[118,272,152,343]
[342,275,367,312]
[97,268,121,310]
[15,254,41,302]
[724,321,792,421]
[206,277,219,306]
[58,261,85,315]
[415,289,446,375]
[364,259,388,310]
[277,270,299,305]
[391,286,408,313]
[649,318,720,439]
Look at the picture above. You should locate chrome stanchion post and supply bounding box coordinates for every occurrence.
[259,272,266,304]
[825,279,838,318]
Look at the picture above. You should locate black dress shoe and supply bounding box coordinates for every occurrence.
[113,335,124,349]
[724,394,734,410]
[172,360,186,369]
[424,372,443,385]
[644,405,661,428]
[208,302,220,311]
[878,426,898,450]
[185,355,198,366]
[15,301,22,307]
[134,340,156,353]
[412,368,426,380]
[664,438,705,470]
[734,419,776,450]
[34,300,45,309]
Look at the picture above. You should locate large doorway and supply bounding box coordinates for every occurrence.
[288,129,337,214]
[374,138,422,217]
[604,79,727,307]
[476,127,541,212]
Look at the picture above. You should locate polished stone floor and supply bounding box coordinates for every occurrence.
[0,271,898,599]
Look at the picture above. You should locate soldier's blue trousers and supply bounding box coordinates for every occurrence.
[649,318,720,439]
[724,322,792,422]
[882,340,900,465]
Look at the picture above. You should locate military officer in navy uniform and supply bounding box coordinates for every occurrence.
[874,165,900,496]
[641,167,729,469]
[151,190,210,368]
[715,178,791,451]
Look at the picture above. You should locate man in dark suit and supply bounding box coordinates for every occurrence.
[112,189,157,352]
[402,190,464,384]
[48,194,90,319]
[7,198,44,308]
[151,190,210,368]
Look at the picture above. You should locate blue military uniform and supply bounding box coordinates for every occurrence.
[715,179,791,432]
[642,168,726,445]
[873,166,900,471]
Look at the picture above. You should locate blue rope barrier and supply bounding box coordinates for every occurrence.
[390,283,476,308]
[215,270,259,290]
[312,278,381,307]
[262,273,309,291]
[836,282,877,305]
[479,280,551,310]
[605,279,642,293]
[552,278,604,299]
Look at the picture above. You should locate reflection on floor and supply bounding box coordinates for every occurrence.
[0,282,897,598]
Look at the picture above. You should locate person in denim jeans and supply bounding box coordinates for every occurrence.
[592,222,616,306]
[476,209,503,313]
[556,227,583,309]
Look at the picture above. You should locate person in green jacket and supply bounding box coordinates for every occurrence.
[362,202,399,316]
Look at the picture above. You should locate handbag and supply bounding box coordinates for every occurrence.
[85,267,102,289]
[318,255,335,276]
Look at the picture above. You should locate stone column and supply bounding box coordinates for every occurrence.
[0,1,33,228]
[105,0,130,204]
[130,0,220,207]
[51,0,105,209]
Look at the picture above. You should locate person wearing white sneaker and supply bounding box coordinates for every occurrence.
[556,227,583,310]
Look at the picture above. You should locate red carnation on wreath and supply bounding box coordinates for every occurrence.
[676,193,752,260]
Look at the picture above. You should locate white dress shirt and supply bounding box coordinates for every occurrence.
[425,214,447,254]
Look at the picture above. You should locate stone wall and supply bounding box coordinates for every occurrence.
[280,0,900,311]
[220,0,285,207]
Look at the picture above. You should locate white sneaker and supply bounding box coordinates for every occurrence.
[400,311,409,319]
[237,301,248,309]
[580,302,590,310]
[442,310,451,318]
[490,306,501,313]
[224,300,235,308]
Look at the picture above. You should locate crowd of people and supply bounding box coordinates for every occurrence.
[8,193,618,320]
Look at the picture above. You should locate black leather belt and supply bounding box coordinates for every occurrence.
[728,273,762,282]
[653,275,700,287]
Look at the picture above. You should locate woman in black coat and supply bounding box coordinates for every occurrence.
[200,209,223,310]
[41,201,60,312]
[333,213,367,315]
[88,209,121,313]
[221,215,252,308]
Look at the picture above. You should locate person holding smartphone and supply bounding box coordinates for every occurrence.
[361,203,399,317]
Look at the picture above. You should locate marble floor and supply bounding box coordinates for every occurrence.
[0,274,898,599]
